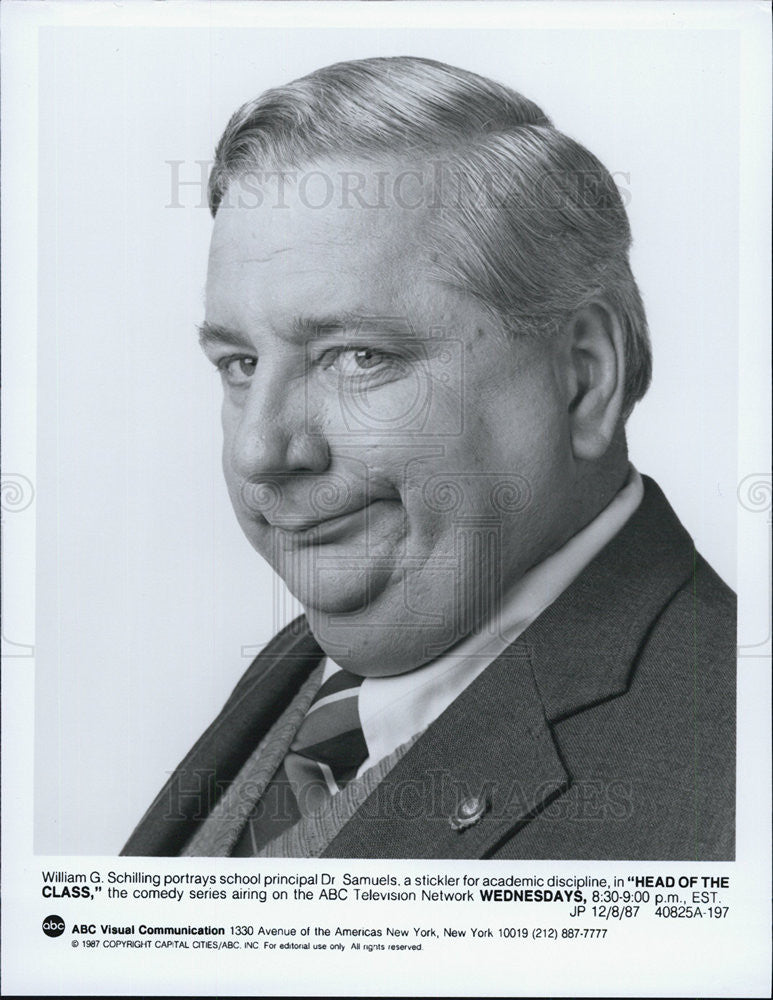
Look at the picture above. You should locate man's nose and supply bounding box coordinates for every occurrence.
[227,379,330,480]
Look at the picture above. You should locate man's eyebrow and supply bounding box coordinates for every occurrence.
[198,315,414,348]
[291,314,411,338]
[197,322,253,350]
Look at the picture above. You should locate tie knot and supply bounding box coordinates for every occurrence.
[310,667,365,708]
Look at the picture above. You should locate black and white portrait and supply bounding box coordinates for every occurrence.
[3,3,770,996]
[28,17,749,863]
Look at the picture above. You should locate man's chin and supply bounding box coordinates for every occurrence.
[285,568,394,619]
[301,599,452,677]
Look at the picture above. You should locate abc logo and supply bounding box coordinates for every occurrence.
[42,915,66,937]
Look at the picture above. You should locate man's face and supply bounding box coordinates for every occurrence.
[203,164,576,674]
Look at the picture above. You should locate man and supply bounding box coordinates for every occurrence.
[123,56,735,859]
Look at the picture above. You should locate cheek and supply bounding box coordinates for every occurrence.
[220,406,242,479]
[220,439,248,518]
[220,437,235,489]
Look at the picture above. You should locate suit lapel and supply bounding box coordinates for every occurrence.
[122,620,323,856]
[324,642,569,858]
[525,475,695,723]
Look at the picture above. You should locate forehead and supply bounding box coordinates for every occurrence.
[206,163,437,327]
[211,162,431,246]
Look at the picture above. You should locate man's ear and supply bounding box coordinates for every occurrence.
[563,300,626,461]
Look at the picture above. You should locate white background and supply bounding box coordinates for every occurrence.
[1,2,770,997]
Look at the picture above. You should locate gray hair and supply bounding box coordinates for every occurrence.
[209,56,651,416]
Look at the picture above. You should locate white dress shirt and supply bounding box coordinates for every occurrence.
[318,466,644,778]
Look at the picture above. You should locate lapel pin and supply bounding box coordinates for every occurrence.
[449,794,489,831]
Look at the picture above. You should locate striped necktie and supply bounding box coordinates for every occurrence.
[284,668,368,816]
[231,668,367,855]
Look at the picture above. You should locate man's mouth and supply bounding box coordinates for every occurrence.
[264,499,399,544]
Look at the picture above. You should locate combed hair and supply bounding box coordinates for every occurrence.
[209,56,651,415]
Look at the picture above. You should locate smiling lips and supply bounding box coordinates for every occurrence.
[262,499,397,544]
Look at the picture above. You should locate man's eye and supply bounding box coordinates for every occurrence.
[330,348,396,377]
[218,356,257,385]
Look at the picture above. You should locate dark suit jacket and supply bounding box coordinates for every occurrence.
[123,476,735,859]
